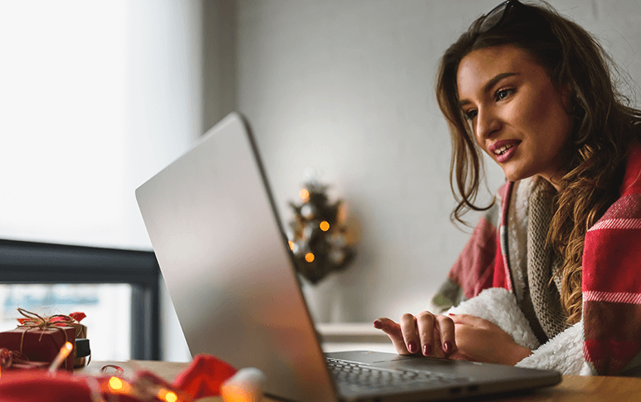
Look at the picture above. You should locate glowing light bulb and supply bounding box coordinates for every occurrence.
[48,341,74,372]
[305,253,315,262]
[299,189,310,202]
[319,221,330,231]
[165,391,178,402]
[158,388,179,402]
[288,241,295,250]
[109,377,123,391]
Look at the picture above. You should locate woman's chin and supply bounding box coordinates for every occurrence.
[501,169,534,183]
[500,169,523,182]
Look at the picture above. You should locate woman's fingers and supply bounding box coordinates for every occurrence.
[416,311,435,356]
[400,313,421,354]
[435,314,456,354]
[375,312,456,358]
[373,317,409,354]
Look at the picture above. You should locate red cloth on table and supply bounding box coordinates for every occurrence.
[0,354,237,401]
[172,354,237,399]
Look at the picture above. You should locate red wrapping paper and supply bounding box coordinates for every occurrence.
[0,326,75,372]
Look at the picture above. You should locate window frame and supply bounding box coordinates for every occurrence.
[0,239,160,360]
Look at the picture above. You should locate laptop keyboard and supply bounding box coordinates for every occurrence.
[326,357,472,392]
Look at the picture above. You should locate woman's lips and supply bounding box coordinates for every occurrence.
[489,140,521,163]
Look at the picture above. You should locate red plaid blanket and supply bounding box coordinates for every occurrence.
[448,145,641,376]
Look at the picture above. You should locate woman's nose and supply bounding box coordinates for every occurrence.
[475,109,500,142]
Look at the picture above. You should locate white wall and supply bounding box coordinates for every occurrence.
[125,0,204,249]
[233,0,641,323]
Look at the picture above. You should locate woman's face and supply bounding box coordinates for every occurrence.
[456,44,573,189]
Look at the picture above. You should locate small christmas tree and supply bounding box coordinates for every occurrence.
[287,180,355,284]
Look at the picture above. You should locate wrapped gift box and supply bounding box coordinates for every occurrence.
[0,326,75,372]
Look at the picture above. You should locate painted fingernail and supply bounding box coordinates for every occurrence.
[444,341,453,353]
[408,342,417,353]
[373,320,382,329]
[423,344,432,356]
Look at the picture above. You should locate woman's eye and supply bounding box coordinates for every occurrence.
[495,88,514,101]
[464,110,478,121]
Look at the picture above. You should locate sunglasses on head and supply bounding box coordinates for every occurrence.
[473,0,523,34]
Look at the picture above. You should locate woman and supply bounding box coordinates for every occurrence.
[375,0,641,376]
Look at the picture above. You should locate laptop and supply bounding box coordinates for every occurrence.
[135,112,561,402]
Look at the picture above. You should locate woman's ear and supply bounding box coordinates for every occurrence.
[559,83,574,114]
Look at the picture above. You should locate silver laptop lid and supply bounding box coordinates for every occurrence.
[136,113,337,401]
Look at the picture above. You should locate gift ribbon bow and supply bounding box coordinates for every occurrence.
[16,308,76,330]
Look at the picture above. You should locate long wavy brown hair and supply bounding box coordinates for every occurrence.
[436,1,641,324]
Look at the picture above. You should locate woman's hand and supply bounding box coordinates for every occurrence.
[373,311,457,358]
[448,314,532,365]
[374,312,532,365]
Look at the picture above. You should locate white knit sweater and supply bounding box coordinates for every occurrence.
[447,287,590,375]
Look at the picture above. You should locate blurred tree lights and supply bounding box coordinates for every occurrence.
[287,180,356,284]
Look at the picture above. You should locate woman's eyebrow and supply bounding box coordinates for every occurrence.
[482,72,519,94]
[458,72,519,107]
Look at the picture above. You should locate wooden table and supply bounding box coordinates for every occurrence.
[82,360,641,401]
